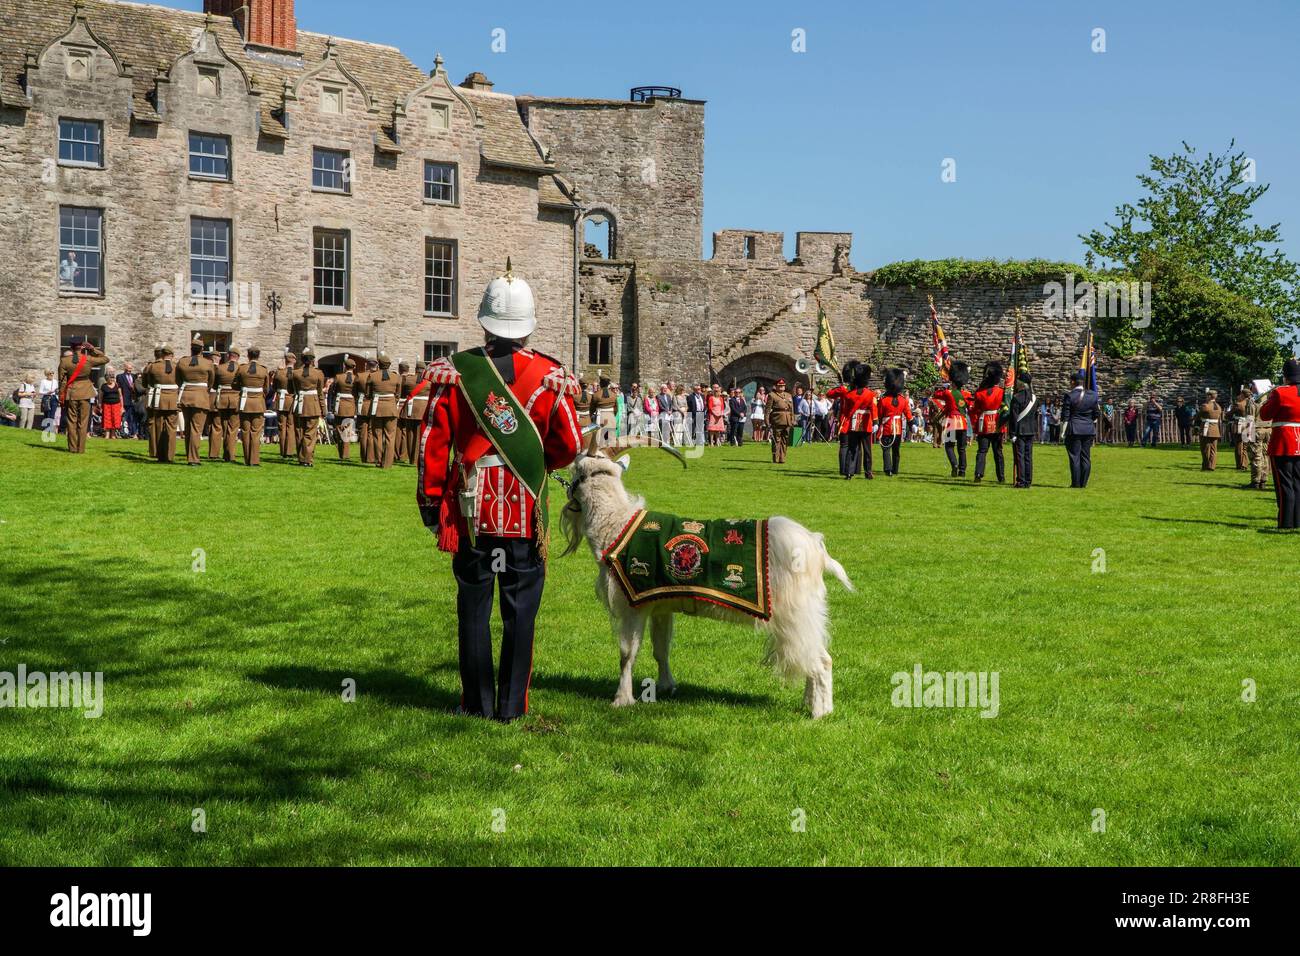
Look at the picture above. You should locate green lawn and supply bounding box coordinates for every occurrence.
[0,426,1296,866]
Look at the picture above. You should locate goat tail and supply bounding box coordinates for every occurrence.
[820,540,854,592]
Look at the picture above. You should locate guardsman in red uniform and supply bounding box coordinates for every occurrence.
[877,368,912,476]
[418,263,582,721]
[931,360,973,477]
[828,361,864,479]
[968,361,1007,483]
[1259,358,1300,529]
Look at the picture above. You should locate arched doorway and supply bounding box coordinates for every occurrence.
[716,351,800,401]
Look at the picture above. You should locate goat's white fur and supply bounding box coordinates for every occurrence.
[560,452,853,718]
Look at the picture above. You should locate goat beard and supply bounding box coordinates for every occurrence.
[559,498,585,557]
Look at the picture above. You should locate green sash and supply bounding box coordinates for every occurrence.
[451,349,550,549]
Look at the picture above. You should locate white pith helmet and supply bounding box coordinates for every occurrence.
[477,258,537,340]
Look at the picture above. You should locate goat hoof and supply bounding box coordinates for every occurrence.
[657,681,677,698]
[611,694,635,708]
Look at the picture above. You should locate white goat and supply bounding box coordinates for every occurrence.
[559,449,853,719]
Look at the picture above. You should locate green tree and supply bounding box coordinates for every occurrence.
[1080,142,1299,347]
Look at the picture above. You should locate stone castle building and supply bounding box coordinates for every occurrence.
[0,0,1201,398]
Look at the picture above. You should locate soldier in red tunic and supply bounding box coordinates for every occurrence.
[877,368,912,476]
[828,361,863,479]
[417,264,582,720]
[968,361,1007,483]
[1259,358,1300,529]
[931,360,973,477]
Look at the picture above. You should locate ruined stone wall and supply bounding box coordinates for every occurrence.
[522,97,704,262]
[0,28,572,386]
[578,259,637,384]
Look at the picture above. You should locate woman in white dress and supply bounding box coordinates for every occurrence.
[750,386,767,441]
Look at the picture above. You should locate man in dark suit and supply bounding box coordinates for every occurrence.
[115,363,139,439]
[686,383,707,446]
[1063,372,1100,488]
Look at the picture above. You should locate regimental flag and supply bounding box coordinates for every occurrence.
[931,301,951,381]
[814,307,838,371]
[1079,328,1098,392]
[1001,321,1025,417]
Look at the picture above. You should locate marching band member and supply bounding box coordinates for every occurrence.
[1260,358,1300,529]
[931,360,973,478]
[829,361,863,479]
[968,361,1006,483]
[418,262,581,720]
[877,368,911,476]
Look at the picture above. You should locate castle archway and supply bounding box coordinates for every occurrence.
[716,351,800,400]
[581,205,619,259]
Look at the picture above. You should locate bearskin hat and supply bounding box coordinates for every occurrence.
[883,367,905,396]
[841,360,861,384]
[980,361,1003,391]
[852,363,872,389]
[1285,357,1300,385]
[949,360,970,387]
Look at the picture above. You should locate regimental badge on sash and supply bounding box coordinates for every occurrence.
[723,564,745,589]
[484,391,519,435]
[665,533,708,580]
[681,520,705,534]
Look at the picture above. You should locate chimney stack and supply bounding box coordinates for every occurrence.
[460,72,495,92]
[205,0,297,52]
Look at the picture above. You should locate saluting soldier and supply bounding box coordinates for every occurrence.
[210,347,242,462]
[234,347,269,466]
[142,345,179,463]
[367,353,403,468]
[270,352,298,459]
[175,334,216,465]
[57,337,109,453]
[331,356,360,461]
[357,357,378,463]
[399,360,431,465]
[1197,389,1223,472]
[292,348,326,467]
[418,262,581,720]
[767,378,795,463]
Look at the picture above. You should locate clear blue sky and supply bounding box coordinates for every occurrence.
[176,0,1300,269]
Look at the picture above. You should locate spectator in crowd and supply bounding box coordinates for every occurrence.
[793,385,810,444]
[656,382,674,444]
[672,384,688,445]
[1038,399,1051,442]
[117,363,140,438]
[706,383,727,445]
[1100,399,1115,444]
[14,373,37,429]
[1142,394,1163,447]
[99,366,125,438]
[39,369,59,429]
[686,383,706,446]
[812,390,832,441]
[1123,400,1139,446]
[1048,401,1063,443]
[911,400,926,442]
[750,386,768,441]
[626,383,644,437]
[727,387,748,446]
[1175,396,1197,446]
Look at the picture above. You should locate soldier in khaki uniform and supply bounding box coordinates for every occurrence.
[292,348,326,466]
[394,362,414,462]
[143,346,179,463]
[402,360,430,464]
[356,357,377,463]
[767,378,795,464]
[1197,390,1223,471]
[366,353,403,468]
[57,337,109,453]
[1248,384,1273,491]
[271,353,298,459]
[234,347,269,466]
[331,357,360,461]
[175,335,216,465]
[136,345,163,458]
[210,348,242,462]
